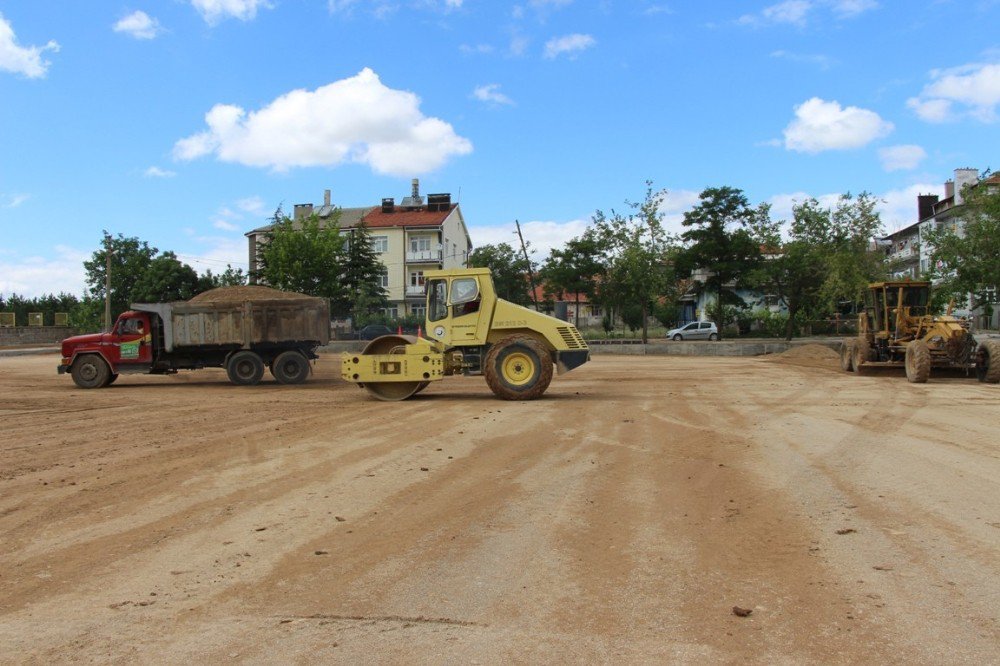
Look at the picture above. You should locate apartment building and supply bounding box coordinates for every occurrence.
[246,180,472,319]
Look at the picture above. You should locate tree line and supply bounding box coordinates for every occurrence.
[471,176,999,341]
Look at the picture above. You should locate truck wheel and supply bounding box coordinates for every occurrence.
[107,374,119,385]
[484,335,553,400]
[852,337,870,374]
[905,340,931,383]
[840,339,855,372]
[71,354,111,389]
[227,351,264,386]
[976,340,1000,383]
[271,350,310,385]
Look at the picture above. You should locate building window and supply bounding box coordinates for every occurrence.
[383,306,398,319]
[379,268,389,289]
[409,270,424,287]
[410,237,432,253]
[411,305,426,318]
[371,235,388,253]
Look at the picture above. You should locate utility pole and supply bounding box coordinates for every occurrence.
[104,236,114,332]
[514,220,538,309]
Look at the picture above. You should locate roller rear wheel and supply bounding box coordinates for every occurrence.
[484,335,553,400]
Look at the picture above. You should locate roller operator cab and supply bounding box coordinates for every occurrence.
[342,267,590,401]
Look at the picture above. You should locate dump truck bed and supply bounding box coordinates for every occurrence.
[131,298,330,352]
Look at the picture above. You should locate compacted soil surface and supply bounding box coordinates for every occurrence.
[1,351,998,664]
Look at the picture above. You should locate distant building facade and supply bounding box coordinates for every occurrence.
[246,180,472,319]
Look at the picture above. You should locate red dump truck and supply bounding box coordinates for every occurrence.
[58,292,329,388]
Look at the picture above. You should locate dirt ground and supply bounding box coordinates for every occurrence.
[1,350,998,664]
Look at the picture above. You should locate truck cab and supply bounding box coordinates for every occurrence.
[58,311,156,387]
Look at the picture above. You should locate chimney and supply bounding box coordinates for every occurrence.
[293,203,313,221]
[954,167,979,205]
[917,194,938,222]
[324,189,331,207]
[382,198,395,213]
[400,178,424,208]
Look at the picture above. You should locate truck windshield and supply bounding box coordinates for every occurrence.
[427,279,448,322]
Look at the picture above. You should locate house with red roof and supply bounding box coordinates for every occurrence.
[246,179,472,319]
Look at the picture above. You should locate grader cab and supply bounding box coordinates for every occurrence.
[840,280,1000,383]
[342,268,590,400]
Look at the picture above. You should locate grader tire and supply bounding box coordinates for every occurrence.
[976,340,1000,384]
[840,339,856,372]
[852,337,870,375]
[905,340,931,384]
[484,335,553,401]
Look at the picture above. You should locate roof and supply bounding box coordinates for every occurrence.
[531,283,591,304]
[360,203,459,229]
[246,206,374,236]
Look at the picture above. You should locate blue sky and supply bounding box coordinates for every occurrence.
[1,0,998,298]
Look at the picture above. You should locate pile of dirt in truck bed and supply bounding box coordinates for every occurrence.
[765,343,840,370]
[188,285,315,304]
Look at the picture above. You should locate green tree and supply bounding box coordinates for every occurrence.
[469,242,534,305]
[256,211,347,301]
[83,232,158,323]
[338,221,389,323]
[202,265,248,288]
[591,182,677,343]
[539,231,606,327]
[817,192,886,312]
[675,186,763,333]
[925,173,1000,319]
[132,252,203,303]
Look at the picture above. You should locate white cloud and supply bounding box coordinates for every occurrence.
[473,83,514,106]
[739,1,812,27]
[878,144,926,172]
[113,11,161,39]
[213,219,240,231]
[739,0,875,27]
[470,218,590,259]
[509,34,530,57]
[191,0,272,25]
[173,68,473,176]
[2,193,30,208]
[0,12,59,78]
[829,0,878,18]
[460,43,494,55]
[656,189,702,235]
[544,33,596,59]
[236,195,266,216]
[0,245,89,298]
[877,182,940,232]
[907,61,1000,123]
[782,97,893,153]
[770,49,834,70]
[144,166,176,178]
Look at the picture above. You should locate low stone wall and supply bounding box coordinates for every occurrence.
[0,326,74,347]
[322,338,845,357]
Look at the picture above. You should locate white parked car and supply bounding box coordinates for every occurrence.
[666,321,719,341]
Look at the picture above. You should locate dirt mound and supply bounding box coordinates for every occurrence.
[766,343,840,370]
[189,285,315,304]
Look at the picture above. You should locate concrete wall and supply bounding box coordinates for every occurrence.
[0,326,74,346]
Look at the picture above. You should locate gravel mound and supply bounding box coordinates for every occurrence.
[767,343,840,369]
[189,286,316,304]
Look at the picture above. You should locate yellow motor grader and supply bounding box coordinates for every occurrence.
[840,280,1000,384]
[342,268,590,400]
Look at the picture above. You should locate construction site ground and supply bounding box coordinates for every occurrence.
[1,349,998,664]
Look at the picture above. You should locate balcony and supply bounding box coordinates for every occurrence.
[405,285,425,298]
[406,249,443,263]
